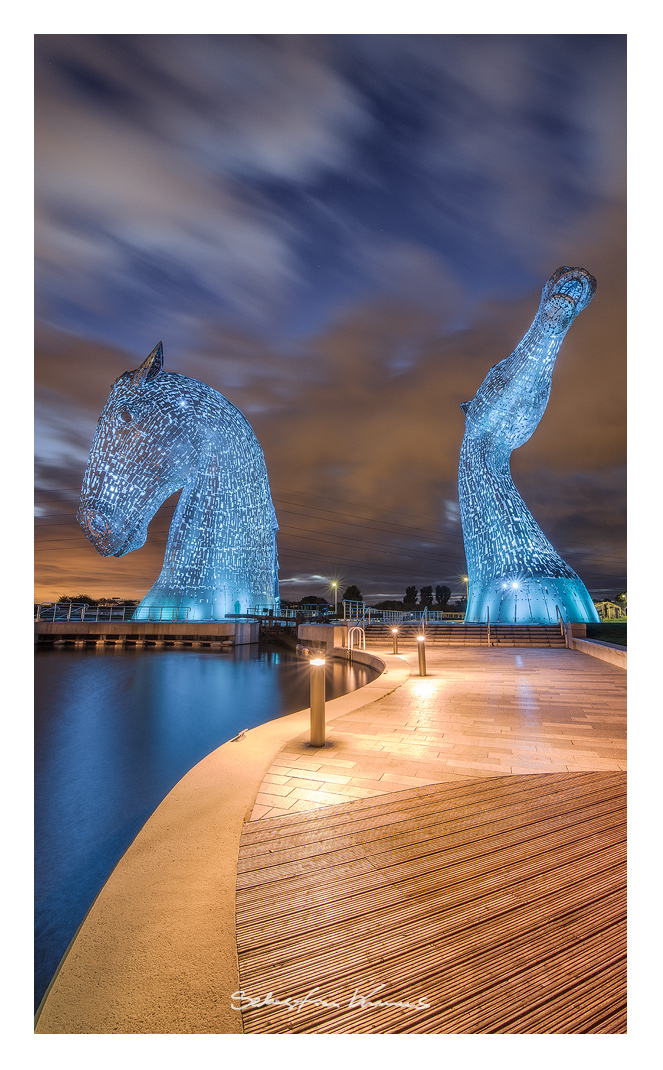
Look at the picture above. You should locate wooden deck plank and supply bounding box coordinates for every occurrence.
[236,772,625,1034]
[236,820,625,944]
[236,795,625,897]
[237,788,625,881]
[238,773,623,862]
[238,857,625,985]
[235,817,624,937]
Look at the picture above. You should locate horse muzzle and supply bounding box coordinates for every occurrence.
[77,503,113,553]
[77,501,145,557]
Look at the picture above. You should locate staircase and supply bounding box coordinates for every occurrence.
[364,622,567,648]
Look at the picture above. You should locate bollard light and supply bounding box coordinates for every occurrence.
[391,627,399,654]
[309,657,327,746]
[417,633,427,676]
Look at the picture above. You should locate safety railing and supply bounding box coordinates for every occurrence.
[363,608,460,623]
[35,602,192,622]
[260,607,334,620]
[133,606,193,622]
[342,600,367,622]
[348,626,366,654]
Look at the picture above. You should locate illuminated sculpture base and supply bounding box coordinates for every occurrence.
[133,588,271,622]
[467,575,599,625]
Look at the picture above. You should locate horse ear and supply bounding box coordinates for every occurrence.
[130,341,163,386]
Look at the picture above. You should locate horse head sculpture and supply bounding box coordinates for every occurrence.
[78,342,279,620]
[458,267,600,625]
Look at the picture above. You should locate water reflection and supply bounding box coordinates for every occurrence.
[34,644,377,1010]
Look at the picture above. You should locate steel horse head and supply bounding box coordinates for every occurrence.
[78,342,279,620]
[458,267,599,625]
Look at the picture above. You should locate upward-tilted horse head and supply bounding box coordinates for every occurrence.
[458,266,599,625]
[78,342,279,620]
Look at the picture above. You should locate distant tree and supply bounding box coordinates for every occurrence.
[420,585,434,607]
[435,584,451,607]
[374,600,404,611]
[404,585,418,607]
[342,585,363,602]
[298,594,329,605]
[97,597,139,606]
[57,594,98,605]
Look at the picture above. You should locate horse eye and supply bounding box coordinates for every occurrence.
[120,411,132,422]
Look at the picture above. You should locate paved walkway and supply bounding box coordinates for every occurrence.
[35,642,625,1034]
[250,645,626,820]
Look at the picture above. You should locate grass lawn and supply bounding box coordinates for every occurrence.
[586,621,627,647]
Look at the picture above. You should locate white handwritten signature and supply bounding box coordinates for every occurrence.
[231,984,431,1014]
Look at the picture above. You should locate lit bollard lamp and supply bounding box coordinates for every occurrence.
[309,657,327,747]
[417,634,427,676]
[392,627,399,654]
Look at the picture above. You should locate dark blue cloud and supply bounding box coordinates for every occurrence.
[35,33,625,351]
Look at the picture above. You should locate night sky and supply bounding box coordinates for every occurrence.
[34,34,626,606]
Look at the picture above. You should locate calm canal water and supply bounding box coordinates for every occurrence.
[34,643,378,1011]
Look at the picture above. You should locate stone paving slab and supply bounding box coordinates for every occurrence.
[250,646,626,820]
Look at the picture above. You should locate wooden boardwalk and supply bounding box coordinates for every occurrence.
[236,771,626,1034]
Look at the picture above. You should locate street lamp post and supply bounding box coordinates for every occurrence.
[392,627,399,654]
[309,657,327,746]
[417,634,427,676]
[331,582,338,616]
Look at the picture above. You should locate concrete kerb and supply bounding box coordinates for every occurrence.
[35,650,410,1035]
[571,637,627,670]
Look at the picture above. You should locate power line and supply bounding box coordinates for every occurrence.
[32,528,626,566]
[33,519,466,563]
[35,496,466,546]
[33,488,626,572]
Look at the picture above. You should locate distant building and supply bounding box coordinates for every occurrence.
[593,601,626,620]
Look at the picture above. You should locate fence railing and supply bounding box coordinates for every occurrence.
[34,602,193,622]
[365,608,464,623]
[35,602,468,625]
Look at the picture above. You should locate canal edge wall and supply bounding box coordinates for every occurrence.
[34,620,259,646]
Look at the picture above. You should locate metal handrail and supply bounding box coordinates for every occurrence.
[555,604,564,637]
[348,626,366,654]
[342,600,366,622]
[35,602,193,623]
[487,606,491,647]
[364,608,453,624]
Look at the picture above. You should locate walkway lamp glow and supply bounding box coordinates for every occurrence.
[309,657,327,747]
[417,634,427,677]
[392,627,399,655]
